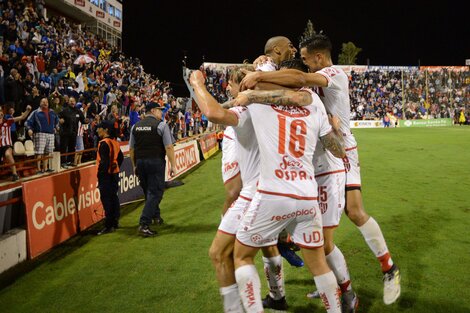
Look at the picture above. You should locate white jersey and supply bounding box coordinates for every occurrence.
[311,100,345,175]
[221,126,240,183]
[314,66,357,149]
[229,107,260,199]
[233,90,331,200]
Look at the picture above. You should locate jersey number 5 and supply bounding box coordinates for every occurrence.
[277,115,307,158]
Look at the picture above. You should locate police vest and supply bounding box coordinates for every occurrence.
[132,116,165,160]
[96,137,121,174]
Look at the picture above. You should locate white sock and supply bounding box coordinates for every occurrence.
[314,271,342,313]
[220,284,244,313]
[262,255,285,300]
[358,217,389,257]
[235,265,263,313]
[326,246,352,293]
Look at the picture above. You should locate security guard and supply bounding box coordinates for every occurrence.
[96,120,123,235]
[130,102,176,236]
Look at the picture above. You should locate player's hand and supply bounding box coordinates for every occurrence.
[234,91,252,107]
[26,105,32,111]
[240,71,260,91]
[342,155,351,172]
[59,118,65,124]
[252,55,272,68]
[189,70,205,88]
[28,129,33,137]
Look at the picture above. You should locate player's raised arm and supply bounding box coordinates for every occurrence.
[240,69,328,90]
[234,89,312,107]
[189,70,238,126]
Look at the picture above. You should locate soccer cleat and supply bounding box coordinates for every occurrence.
[383,265,401,305]
[306,290,320,299]
[278,243,304,267]
[342,290,359,313]
[262,294,288,311]
[139,225,157,237]
[97,227,115,235]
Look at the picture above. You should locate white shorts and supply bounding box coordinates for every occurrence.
[221,136,240,184]
[315,170,346,228]
[236,192,323,249]
[218,195,252,235]
[345,147,361,188]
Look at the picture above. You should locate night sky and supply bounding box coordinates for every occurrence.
[123,0,469,96]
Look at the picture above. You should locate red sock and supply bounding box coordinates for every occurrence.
[378,252,393,273]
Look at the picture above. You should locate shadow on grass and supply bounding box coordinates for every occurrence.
[116,223,218,237]
[0,200,145,291]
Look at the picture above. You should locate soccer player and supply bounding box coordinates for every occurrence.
[257,58,359,312]
[192,67,347,313]
[240,33,401,305]
[190,68,287,313]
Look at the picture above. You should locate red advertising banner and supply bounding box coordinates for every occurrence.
[74,0,85,7]
[198,132,219,160]
[165,140,201,180]
[96,11,105,18]
[23,166,103,259]
[113,21,121,27]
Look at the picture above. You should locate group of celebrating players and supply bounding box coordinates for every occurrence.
[189,33,401,313]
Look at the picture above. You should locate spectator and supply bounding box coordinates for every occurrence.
[26,98,59,173]
[1,105,32,181]
[58,97,87,167]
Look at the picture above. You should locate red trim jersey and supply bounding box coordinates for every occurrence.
[232,89,332,200]
[314,66,357,149]
[0,118,14,147]
[228,108,260,199]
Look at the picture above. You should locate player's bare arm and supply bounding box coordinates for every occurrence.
[234,89,312,107]
[320,131,346,158]
[240,69,329,90]
[189,70,238,126]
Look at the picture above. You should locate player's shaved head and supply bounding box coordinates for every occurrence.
[264,36,289,55]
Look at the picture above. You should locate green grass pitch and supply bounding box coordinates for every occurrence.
[1,126,469,313]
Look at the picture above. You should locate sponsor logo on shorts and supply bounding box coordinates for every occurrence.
[271,208,316,221]
[250,233,276,245]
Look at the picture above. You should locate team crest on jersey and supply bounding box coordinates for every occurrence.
[271,105,310,117]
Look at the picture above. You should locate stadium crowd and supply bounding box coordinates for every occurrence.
[349,68,469,122]
[199,65,470,125]
[0,0,209,181]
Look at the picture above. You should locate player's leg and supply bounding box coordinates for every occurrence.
[209,196,250,313]
[222,173,241,215]
[4,147,18,179]
[260,245,288,310]
[324,228,358,312]
[345,148,400,304]
[209,232,243,313]
[289,200,342,313]
[301,247,342,313]
[233,241,262,313]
